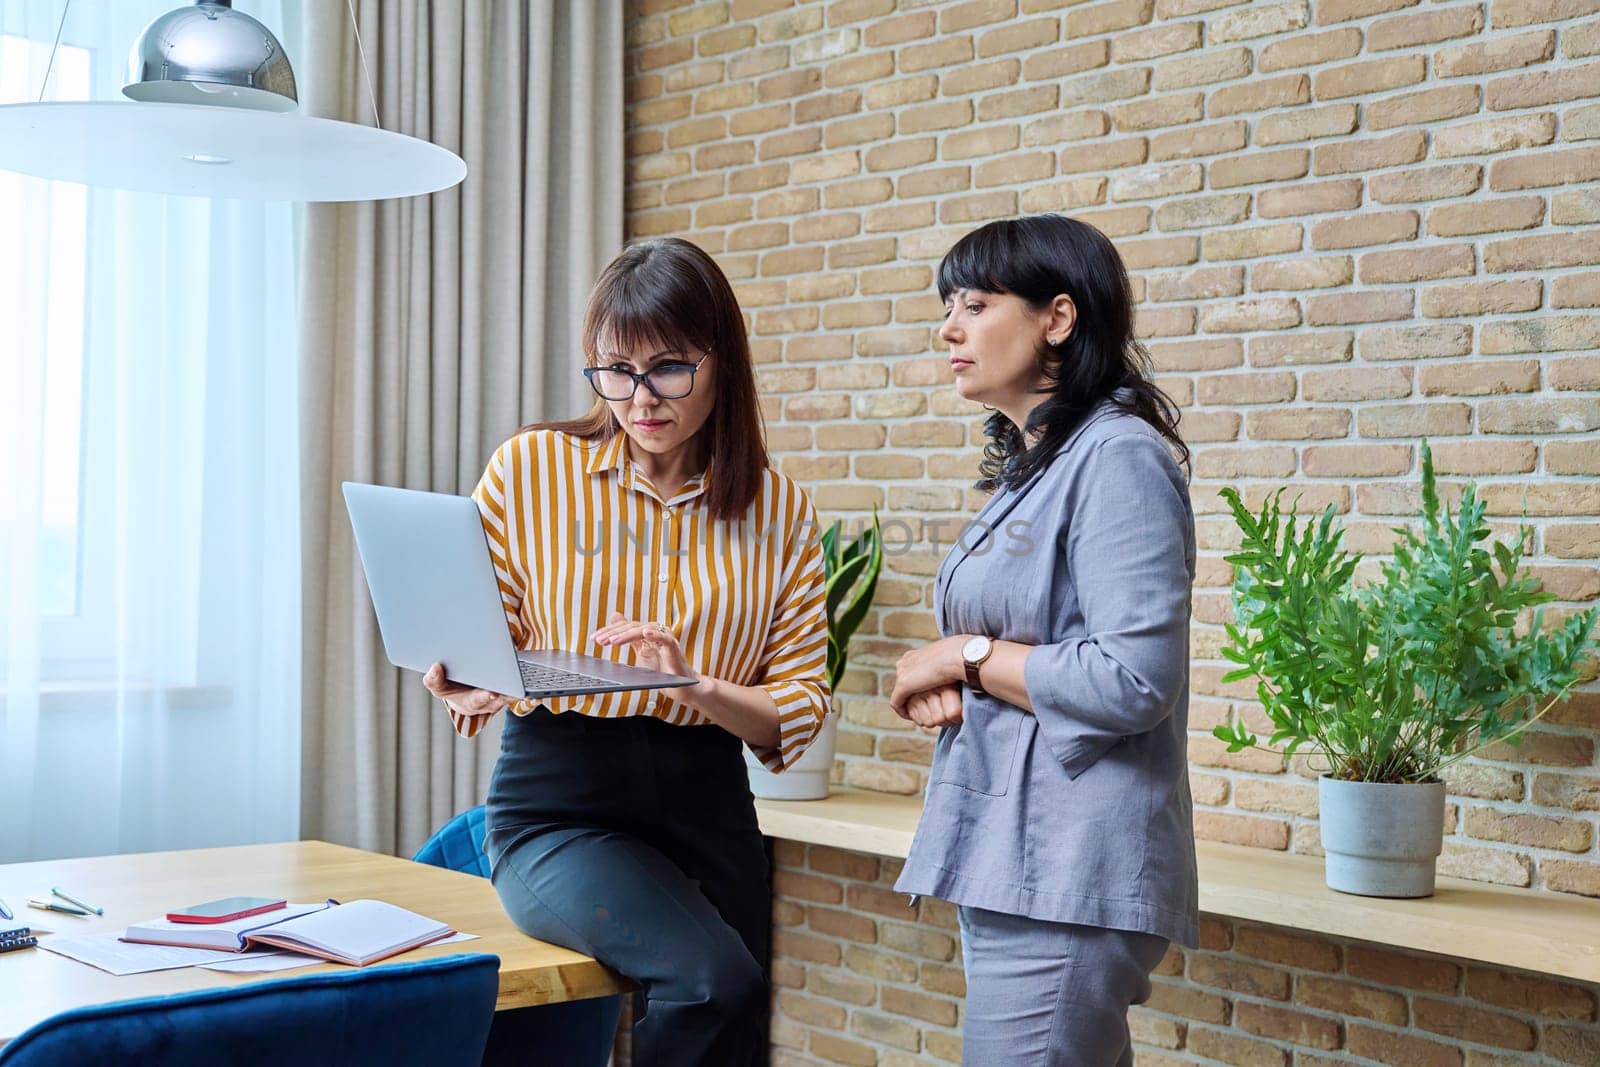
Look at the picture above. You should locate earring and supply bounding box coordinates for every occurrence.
[1047,336,1061,346]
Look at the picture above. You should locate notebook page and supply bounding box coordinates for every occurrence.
[251,899,451,962]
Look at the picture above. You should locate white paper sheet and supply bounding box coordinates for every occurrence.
[39,933,245,976]
[198,931,480,974]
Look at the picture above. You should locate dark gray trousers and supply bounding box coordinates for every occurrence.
[485,707,771,1067]
[958,906,1169,1066]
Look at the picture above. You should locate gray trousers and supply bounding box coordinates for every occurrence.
[958,906,1169,1067]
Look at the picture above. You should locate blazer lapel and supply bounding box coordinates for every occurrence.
[936,404,1117,632]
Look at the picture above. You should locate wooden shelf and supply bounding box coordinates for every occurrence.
[755,788,1600,985]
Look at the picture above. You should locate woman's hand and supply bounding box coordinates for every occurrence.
[590,613,703,696]
[423,663,514,724]
[889,636,967,715]
[902,684,964,730]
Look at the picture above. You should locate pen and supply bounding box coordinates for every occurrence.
[0,896,11,921]
[26,897,89,916]
[51,887,103,915]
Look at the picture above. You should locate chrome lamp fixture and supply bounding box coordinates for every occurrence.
[0,0,467,201]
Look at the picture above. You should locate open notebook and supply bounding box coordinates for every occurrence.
[122,899,454,966]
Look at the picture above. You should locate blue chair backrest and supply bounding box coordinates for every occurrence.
[413,804,491,878]
[0,952,500,1067]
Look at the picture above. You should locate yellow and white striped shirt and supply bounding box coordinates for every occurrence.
[451,428,831,771]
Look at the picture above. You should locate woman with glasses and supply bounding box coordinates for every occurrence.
[423,237,830,1065]
[887,215,1198,1066]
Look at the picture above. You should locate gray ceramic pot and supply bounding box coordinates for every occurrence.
[1318,776,1446,898]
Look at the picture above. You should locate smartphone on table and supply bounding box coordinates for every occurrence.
[165,896,287,924]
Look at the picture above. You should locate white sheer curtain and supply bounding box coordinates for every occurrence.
[0,0,301,862]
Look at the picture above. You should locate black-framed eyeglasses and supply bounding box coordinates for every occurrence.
[583,351,710,401]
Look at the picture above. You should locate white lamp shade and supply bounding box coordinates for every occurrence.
[0,101,467,201]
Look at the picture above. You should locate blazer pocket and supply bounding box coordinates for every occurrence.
[933,695,1023,797]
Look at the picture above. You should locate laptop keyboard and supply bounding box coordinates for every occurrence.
[518,660,614,693]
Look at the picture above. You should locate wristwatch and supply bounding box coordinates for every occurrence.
[961,635,995,697]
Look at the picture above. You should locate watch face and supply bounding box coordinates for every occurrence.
[963,635,990,662]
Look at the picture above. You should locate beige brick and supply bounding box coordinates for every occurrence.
[1360,244,1476,284]
[881,985,958,1027]
[1152,47,1253,91]
[1232,776,1322,815]
[1551,354,1600,390]
[1306,291,1414,326]
[1074,206,1152,237]
[1372,4,1485,50]
[1253,257,1352,292]
[1158,120,1254,160]
[1441,763,1527,800]
[979,85,1059,122]
[1481,315,1600,353]
[1260,27,1362,72]
[1436,114,1557,158]
[1256,180,1361,220]
[1109,163,1203,201]
[1148,266,1244,301]
[1113,92,1203,132]
[1211,1,1309,42]
[1066,0,1155,38]
[1022,38,1110,81]
[1371,164,1483,205]
[1438,28,1555,79]
[1315,54,1425,100]
[1489,62,1600,110]
[1303,444,1412,477]
[1421,278,1543,317]
[978,17,1059,57]
[1465,807,1593,852]
[808,1031,878,1066]
[1314,130,1427,175]
[1368,84,1482,131]
[1318,0,1421,22]
[1348,1024,1464,1067]
[1193,811,1292,851]
[1256,102,1360,146]
[1569,17,1600,56]
[1543,859,1600,898]
[1467,965,1599,1021]
[1418,361,1541,397]
[1023,108,1109,146]
[1304,366,1412,401]
[943,125,1020,161]
[1492,0,1600,29]
[1545,524,1600,559]
[1209,74,1310,118]
[1018,177,1108,213]
[1113,22,1203,62]
[1429,196,1546,238]
[1199,299,1303,333]
[1060,137,1148,174]
[1311,210,1419,249]
[1188,732,1290,769]
[1250,333,1353,367]
[1135,305,1199,338]
[1186,1027,1288,1067]
[1211,148,1310,189]
[1491,146,1600,191]
[1201,224,1303,261]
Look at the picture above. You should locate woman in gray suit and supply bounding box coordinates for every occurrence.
[889,214,1199,1066]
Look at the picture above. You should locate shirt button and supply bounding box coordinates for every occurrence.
[658,575,668,583]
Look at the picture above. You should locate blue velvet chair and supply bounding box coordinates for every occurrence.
[415,806,624,1067]
[0,952,499,1067]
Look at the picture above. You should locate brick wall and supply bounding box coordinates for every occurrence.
[620,0,1600,1062]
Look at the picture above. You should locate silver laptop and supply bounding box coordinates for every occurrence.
[342,482,696,699]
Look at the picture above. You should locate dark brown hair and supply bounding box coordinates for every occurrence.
[523,237,768,520]
[937,214,1190,492]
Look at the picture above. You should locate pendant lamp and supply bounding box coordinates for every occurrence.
[0,0,467,201]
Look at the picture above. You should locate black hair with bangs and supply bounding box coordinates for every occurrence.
[938,214,1189,492]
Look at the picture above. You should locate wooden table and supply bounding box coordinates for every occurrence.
[0,840,631,1045]
[756,788,1600,985]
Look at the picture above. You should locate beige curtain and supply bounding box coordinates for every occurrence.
[296,1,624,855]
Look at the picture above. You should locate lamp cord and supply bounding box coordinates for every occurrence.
[37,0,72,102]
[344,0,381,128]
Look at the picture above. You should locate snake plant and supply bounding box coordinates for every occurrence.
[820,510,883,694]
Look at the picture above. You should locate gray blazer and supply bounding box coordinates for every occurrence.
[895,400,1200,947]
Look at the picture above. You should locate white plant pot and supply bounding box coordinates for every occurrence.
[746,713,838,800]
[1319,776,1446,898]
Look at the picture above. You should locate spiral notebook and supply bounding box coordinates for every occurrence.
[122,899,454,966]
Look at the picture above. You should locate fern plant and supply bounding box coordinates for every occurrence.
[820,511,883,694]
[1213,440,1598,783]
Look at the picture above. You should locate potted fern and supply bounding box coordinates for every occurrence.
[746,511,883,800]
[1215,441,1598,897]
